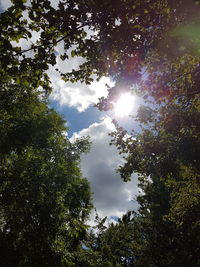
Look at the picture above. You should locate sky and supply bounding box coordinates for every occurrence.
[1,0,140,221]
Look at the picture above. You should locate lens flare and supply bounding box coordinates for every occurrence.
[114,93,135,117]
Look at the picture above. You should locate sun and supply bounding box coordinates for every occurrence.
[114,93,135,117]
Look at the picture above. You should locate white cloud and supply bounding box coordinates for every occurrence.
[71,117,139,220]
[49,60,113,111]
[50,0,60,9]
[0,0,11,10]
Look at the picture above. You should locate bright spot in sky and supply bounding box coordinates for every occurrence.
[114,93,135,117]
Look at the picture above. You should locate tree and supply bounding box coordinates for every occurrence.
[73,212,139,267]
[106,94,200,266]
[88,212,143,267]
[70,0,200,265]
[104,1,200,265]
[1,0,199,94]
[0,79,92,266]
[0,0,186,93]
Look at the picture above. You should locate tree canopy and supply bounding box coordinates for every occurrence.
[0,79,92,266]
[96,1,200,266]
[0,1,193,91]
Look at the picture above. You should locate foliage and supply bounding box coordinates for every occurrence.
[0,0,199,94]
[0,0,188,93]
[103,1,200,266]
[0,80,92,266]
[105,93,200,265]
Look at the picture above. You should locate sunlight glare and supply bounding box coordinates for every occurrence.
[114,93,135,117]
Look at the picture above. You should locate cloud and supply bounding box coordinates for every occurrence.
[49,41,113,111]
[49,67,112,111]
[71,117,139,220]
[0,0,11,10]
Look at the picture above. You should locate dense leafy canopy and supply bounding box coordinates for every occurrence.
[97,1,200,266]
[0,79,92,266]
[0,0,198,93]
[0,0,190,92]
